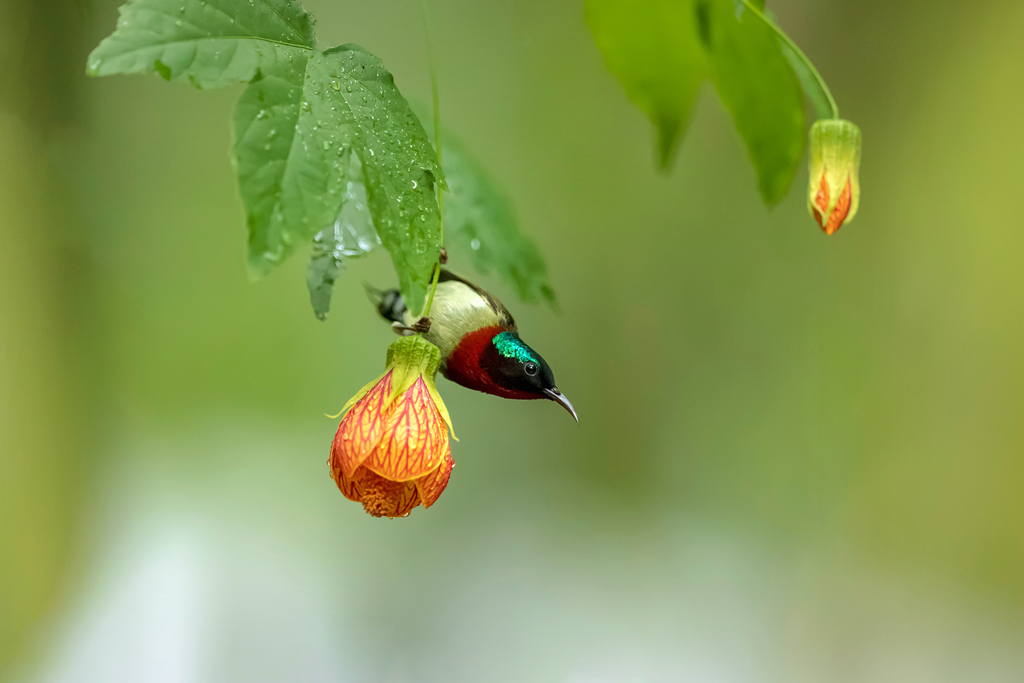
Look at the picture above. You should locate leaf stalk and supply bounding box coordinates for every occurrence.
[419,0,444,321]
[739,0,839,119]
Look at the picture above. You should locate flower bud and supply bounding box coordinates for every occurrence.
[808,119,861,235]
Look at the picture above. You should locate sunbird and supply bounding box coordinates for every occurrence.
[369,270,577,422]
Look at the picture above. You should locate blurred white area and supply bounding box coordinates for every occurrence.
[20,424,1024,683]
[37,520,347,683]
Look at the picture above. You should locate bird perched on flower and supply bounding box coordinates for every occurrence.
[808,119,862,235]
[330,335,454,518]
[369,270,577,422]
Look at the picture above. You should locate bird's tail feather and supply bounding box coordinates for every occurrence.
[364,283,406,324]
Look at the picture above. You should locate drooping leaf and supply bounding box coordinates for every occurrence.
[305,46,442,316]
[232,48,313,272]
[235,44,442,313]
[781,44,833,121]
[587,0,805,204]
[732,1,826,122]
[586,0,707,167]
[443,137,555,305]
[706,0,804,204]
[86,0,316,88]
[305,129,556,317]
[304,102,556,317]
[306,150,379,320]
[307,234,345,322]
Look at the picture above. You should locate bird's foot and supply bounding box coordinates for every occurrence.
[390,317,431,335]
[390,321,416,336]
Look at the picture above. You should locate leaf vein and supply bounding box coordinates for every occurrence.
[112,33,313,54]
[255,0,310,45]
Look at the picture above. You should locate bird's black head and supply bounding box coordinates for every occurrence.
[481,331,577,422]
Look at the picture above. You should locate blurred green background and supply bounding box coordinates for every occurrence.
[3,0,1024,681]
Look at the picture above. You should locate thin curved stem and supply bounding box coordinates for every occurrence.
[419,0,444,320]
[740,0,839,120]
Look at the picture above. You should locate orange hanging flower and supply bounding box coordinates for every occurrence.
[808,119,862,235]
[329,336,455,518]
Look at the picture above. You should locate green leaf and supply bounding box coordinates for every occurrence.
[306,151,378,321]
[89,2,446,316]
[586,0,707,167]
[86,0,316,88]
[305,129,556,318]
[706,0,804,204]
[304,47,442,315]
[587,0,805,204]
[443,137,555,305]
[306,238,344,322]
[235,45,442,311]
[232,48,312,272]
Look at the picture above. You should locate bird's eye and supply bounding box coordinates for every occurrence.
[524,361,538,376]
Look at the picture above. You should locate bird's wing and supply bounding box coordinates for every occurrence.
[438,269,516,330]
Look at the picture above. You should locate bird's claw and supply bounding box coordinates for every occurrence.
[390,321,416,337]
[391,318,431,335]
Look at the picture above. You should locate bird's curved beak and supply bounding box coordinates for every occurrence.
[543,387,578,424]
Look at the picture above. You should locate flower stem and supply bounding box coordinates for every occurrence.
[739,0,839,120]
[419,0,444,321]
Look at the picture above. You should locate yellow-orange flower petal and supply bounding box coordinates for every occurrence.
[332,371,392,479]
[328,336,456,518]
[416,452,453,508]
[812,175,853,236]
[362,376,450,482]
[332,460,362,503]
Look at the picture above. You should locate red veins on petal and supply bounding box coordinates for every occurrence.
[363,377,449,482]
[329,369,456,518]
[332,462,362,503]
[416,451,453,508]
[332,372,392,479]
